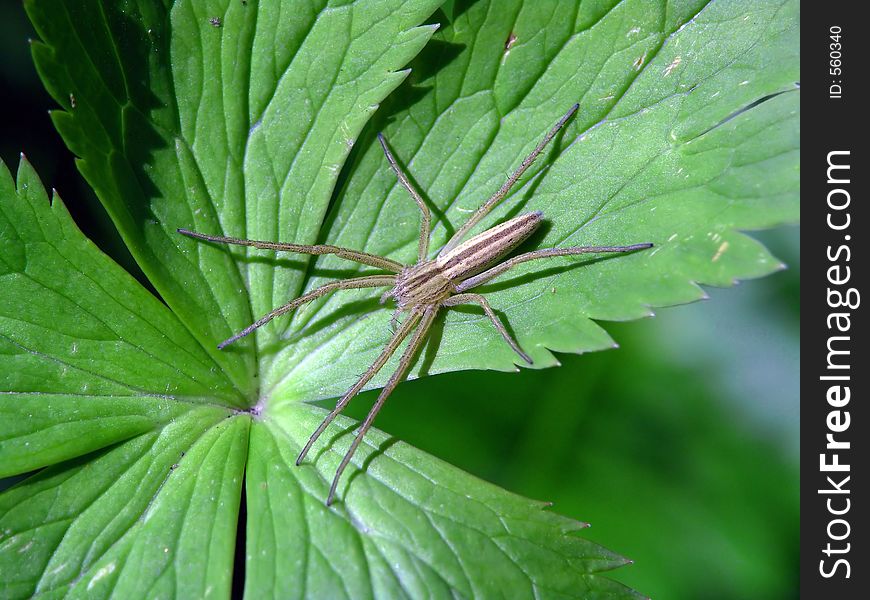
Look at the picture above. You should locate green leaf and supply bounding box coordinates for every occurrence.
[26,0,441,396]
[0,155,638,598]
[263,0,799,404]
[0,408,247,598]
[0,157,241,475]
[245,403,637,598]
[0,157,245,598]
[3,0,798,597]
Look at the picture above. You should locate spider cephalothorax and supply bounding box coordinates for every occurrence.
[389,260,455,309]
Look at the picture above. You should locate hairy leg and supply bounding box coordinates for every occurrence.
[178,228,404,272]
[327,305,439,505]
[439,104,580,256]
[219,275,397,349]
[443,293,532,364]
[455,243,653,292]
[377,134,432,262]
[296,309,424,466]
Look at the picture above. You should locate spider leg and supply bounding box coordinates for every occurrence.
[377,134,431,262]
[443,293,532,364]
[389,307,405,332]
[296,309,424,466]
[327,305,439,505]
[177,228,403,272]
[439,104,580,256]
[219,275,396,349]
[455,243,653,293]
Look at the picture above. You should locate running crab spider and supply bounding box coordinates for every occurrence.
[178,103,652,505]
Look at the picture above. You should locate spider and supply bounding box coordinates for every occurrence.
[178,104,652,505]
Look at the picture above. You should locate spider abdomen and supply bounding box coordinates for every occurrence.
[437,211,543,279]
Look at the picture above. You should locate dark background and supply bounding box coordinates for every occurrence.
[1,4,799,598]
[801,4,865,599]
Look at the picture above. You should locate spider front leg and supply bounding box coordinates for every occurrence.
[377,133,432,262]
[177,228,403,272]
[326,305,439,505]
[177,227,404,347]
[443,293,532,364]
[296,308,423,467]
[219,275,396,348]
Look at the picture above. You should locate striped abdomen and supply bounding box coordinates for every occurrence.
[436,211,542,279]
